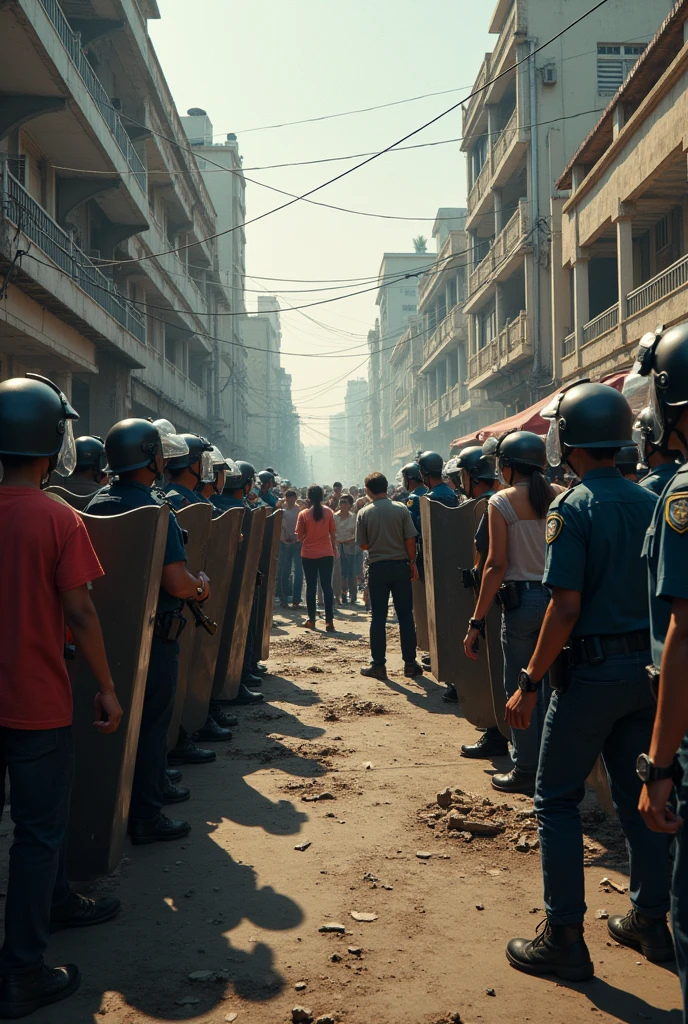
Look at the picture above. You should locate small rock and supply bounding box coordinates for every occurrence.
[416,851,432,860]
[382,884,393,890]
[600,876,627,894]
[362,762,373,770]
[316,1017,336,1024]
[295,841,312,852]
[486,987,496,997]
[596,909,609,920]
[350,911,377,922]
[437,788,453,809]
[295,981,307,991]
[475,904,485,911]
[330,953,342,963]
[363,872,380,882]
[319,792,336,800]
[292,1008,313,1024]
[225,1016,238,1023]
[188,970,216,981]
[325,812,336,818]
[348,946,362,956]
[319,923,346,933]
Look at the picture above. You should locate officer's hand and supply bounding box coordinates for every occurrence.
[639,779,682,834]
[94,690,123,734]
[463,626,480,660]
[505,690,537,731]
[198,571,211,602]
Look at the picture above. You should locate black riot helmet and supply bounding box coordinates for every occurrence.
[542,382,633,466]
[615,445,640,478]
[234,460,256,492]
[0,374,79,477]
[104,418,162,475]
[401,462,423,488]
[166,433,215,485]
[496,431,546,471]
[418,451,444,481]
[627,321,688,449]
[257,469,276,487]
[446,445,495,496]
[74,435,106,473]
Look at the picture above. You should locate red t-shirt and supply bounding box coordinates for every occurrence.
[0,488,104,729]
[296,505,337,559]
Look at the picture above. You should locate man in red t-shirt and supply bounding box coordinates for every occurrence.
[0,376,123,1019]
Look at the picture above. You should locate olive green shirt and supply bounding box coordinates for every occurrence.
[355,496,417,564]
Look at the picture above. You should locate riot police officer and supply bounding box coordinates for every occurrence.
[202,449,240,509]
[257,469,278,508]
[616,445,640,481]
[210,459,251,514]
[418,451,459,508]
[402,462,428,536]
[634,405,682,496]
[87,419,211,842]
[633,322,688,1019]
[504,383,672,980]
[59,435,107,495]
[164,434,215,510]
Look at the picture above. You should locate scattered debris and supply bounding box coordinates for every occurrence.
[295,841,312,852]
[436,788,453,809]
[225,1015,238,1023]
[348,946,362,956]
[330,953,342,963]
[308,665,325,673]
[475,904,485,911]
[362,762,373,770]
[596,909,610,920]
[316,1017,336,1024]
[295,981,307,991]
[486,988,496,997]
[319,923,346,934]
[416,851,432,860]
[447,814,504,837]
[350,911,378,922]
[302,792,336,803]
[175,996,200,1006]
[363,872,380,883]
[292,1008,313,1024]
[600,876,628,895]
[188,970,215,981]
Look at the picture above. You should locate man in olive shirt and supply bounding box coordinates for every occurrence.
[356,472,422,680]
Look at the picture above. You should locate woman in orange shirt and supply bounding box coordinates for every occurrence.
[296,485,338,631]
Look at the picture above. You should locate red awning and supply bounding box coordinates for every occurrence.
[449,371,630,453]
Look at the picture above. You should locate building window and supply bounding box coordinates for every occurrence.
[402,304,417,312]
[597,44,646,94]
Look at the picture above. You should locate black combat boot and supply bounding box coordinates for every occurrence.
[166,767,183,784]
[461,727,509,759]
[195,715,232,742]
[129,813,191,845]
[168,733,216,765]
[227,683,264,705]
[163,779,191,805]
[209,701,238,728]
[0,963,80,1018]
[360,663,387,680]
[607,909,675,962]
[404,661,424,678]
[442,686,458,703]
[50,892,120,933]
[492,766,536,795]
[506,919,594,980]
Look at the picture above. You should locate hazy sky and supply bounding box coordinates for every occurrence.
[149,1,493,449]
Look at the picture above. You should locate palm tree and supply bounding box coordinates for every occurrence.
[412,235,428,253]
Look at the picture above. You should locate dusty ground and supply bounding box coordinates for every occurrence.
[7,604,683,1024]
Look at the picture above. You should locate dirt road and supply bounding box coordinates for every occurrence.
[18,604,682,1024]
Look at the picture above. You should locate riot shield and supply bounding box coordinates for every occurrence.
[166,504,212,748]
[67,506,169,879]
[412,580,430,652]
[421,495,497,729]
[45,485,92,511]
[181,507,244,735]
[214,506,267,700]
[257,509,283,661]
[472,498,509,739]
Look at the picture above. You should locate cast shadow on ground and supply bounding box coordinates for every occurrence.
[381,673,462,717]
[539,972,682,1022]
[48,819,303,1022]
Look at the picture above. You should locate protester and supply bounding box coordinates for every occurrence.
[296,485,337,631]
[278,488,303,608]
[327,482,343,510]
[356,472,421,680]
[334,493,357,603]
[464,431,558,795]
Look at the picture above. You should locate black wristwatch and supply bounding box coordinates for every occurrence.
[636,754,674,784]
[517,668,541,693]
[469,617,484,630]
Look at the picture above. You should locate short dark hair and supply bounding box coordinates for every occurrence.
[333,481,342,489]
[586,447,621,461]
[365,471,388,495]
[340,493,354,506]
[285,488,297,497]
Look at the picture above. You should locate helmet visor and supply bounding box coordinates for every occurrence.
[200,450,215,484]
[497,461,510,487]
[545,418,563,467]
[209,445,225,468]
[224,457,240,478]
[622,371,653,419]
[55,419,77,477]
[154,420,189,460]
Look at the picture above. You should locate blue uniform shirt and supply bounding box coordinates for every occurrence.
[86,478,187,613]
[210,493,245,513]
[426,482,460,509]
[543,467,657,638]
[639,461,680,497]
[164,482,208,510]
[643,463,688,666]
[405,485,429,534]
[260,488,278,509]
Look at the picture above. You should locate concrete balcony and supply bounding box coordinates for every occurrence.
[1,168,147,366]
[392,400,409,429]
[133,347,209,424]
[425,399,440,431]
[466,156,493,220]
[462,58,490,138]
[467,200,529,307]
[418,230,465,308]
[467,311,531,389]
[421,304,467,370]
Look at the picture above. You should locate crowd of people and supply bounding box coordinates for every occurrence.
[2,319,688,1019]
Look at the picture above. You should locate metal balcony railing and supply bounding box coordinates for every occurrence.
[37,0,146,191]
[582,303,619,344]
[627,253,688,316]
[493,106,518,170]
[562,332,575,357]
[467,311,529,382]
[469,200,528,296]
[3,169,146,343]
[423,304,466,364]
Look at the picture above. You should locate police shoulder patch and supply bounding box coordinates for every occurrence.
[407,498,415,508]
[665,493,688,534]
[546,512,565,544]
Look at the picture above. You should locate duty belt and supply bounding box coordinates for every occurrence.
[568,629,651,668]
[153,609,187,643]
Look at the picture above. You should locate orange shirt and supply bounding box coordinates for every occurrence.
[296,505,336,559]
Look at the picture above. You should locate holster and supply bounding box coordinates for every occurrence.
[549,647,572,694]
[153,609,187,643]
[646,663,661,702]
[496,581,521,612]
[461,567,478,591]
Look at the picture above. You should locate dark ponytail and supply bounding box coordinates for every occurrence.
[525,467,557,519]
[308,484,324,522]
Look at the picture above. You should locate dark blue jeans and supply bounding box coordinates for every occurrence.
[535,651,671,926]
[131,636,179,821]
[278,542,303,603]
[302,556,334,623]
[501,582,551,773]
[368,559,416,666]
[672,735,688,1022]
[0,726,74,973]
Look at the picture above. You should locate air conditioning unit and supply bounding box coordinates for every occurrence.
[541,64,557,85]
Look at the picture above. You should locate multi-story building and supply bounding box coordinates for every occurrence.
[181,110,248,453]
[0,0,242,449]
[328,411,347,481]
[390,314,425,471]
[554,1,688,385]
[372,252,434,473]
[342,378,368,485]
[415,210,500,459]
[461,0,673,414]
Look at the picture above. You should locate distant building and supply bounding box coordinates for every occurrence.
[329,411,347,481]
[343,378,368,484]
